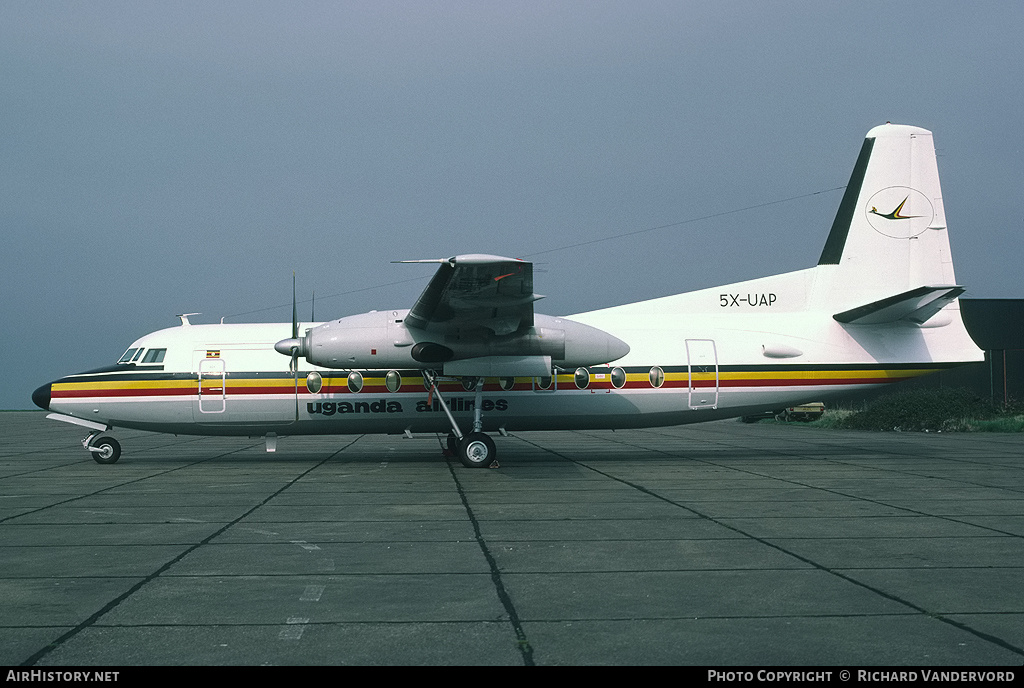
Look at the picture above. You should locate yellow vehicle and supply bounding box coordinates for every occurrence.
[741,402,825,423]
[776,402,826,422]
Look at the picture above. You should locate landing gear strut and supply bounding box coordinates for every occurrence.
[425,371,498,468]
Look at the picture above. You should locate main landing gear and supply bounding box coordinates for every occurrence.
[84,431,121,464]
[426,372,499,468]
[448,431,496,468]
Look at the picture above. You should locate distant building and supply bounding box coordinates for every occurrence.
[895,299,1024,405]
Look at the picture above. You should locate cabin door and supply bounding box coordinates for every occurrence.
[192,348,297,425]
[686,339,719,409]
[196,355,226,415]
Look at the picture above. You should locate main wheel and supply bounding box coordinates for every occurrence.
[92,437,121,464]
[446,432,460,455]
[458,432,496,468]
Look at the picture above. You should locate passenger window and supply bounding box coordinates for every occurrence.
[306,372,323,394]
[611,367,627,389]
[385,370,402,393]
[142,348,166,364]
[347,371,363,393]
[649,366,665,388]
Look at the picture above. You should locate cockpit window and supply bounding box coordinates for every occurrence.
[142,348,167,364]
[131,349,145,362]
[118,348,139,363]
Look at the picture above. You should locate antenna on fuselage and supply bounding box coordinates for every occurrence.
[177,313,200,326]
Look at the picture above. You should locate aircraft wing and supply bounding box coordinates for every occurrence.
[398,255,543,335]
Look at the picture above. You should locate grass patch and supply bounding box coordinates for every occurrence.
[807,409,856,429]
[799,388,1023,432]
[961,415,1024,433]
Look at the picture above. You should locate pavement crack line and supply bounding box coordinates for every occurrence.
[0,441,266,526]
[19,437,363,667]
[0,433,226,480]
[446,458,535,666]
[630,427,1024,540]
[517,432,1024,660]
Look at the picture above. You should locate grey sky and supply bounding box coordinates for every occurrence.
[3,1,1022,409]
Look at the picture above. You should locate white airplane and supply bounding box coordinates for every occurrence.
[32,124,984,467]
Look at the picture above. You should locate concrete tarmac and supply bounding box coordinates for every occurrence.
[1,411,1023,666]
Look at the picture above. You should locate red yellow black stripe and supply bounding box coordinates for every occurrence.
[49,363,956,400]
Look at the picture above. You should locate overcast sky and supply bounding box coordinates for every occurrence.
[3,1,1022,409]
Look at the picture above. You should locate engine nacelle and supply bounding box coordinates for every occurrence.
[303,311,412,369]
[276,310,629,372]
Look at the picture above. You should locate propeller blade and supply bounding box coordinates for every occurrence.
[292,273,298,374]
[292,273,298,340]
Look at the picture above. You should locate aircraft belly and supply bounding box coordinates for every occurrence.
[284,386,806,433]
[193,393,297,426]
[53,397,193,430]
[269,390,681,435]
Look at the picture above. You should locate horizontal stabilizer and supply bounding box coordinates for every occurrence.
[833,286,965,325]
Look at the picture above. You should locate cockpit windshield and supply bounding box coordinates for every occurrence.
[117,348,166,364]
[118,348,142,364]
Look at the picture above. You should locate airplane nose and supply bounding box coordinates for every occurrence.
[32,383,51,411]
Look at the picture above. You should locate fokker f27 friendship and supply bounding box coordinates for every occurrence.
[33,124,984,467]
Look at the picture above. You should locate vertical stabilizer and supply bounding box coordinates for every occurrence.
[816,124,956,309]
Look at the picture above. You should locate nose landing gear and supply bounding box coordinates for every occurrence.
[84,431,121,464]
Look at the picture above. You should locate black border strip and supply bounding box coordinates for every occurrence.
[818,137,875,265]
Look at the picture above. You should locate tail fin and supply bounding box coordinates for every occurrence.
[817,124,957,310]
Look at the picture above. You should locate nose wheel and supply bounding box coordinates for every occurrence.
[85,434,121,464]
